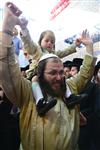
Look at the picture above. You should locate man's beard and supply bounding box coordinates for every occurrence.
[39,77,66,97]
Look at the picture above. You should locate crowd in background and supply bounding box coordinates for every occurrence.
[0,2,100,150]
[63,58,100,150]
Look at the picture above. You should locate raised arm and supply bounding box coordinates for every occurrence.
[67,29,97,93]
[55,35,81,58]
[0,2,32,108]
[19,18,81,60]
[19,18,42,60]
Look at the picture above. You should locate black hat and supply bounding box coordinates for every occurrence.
[71,58,83,72]
[73,58,83,66]
[63,60,73,68]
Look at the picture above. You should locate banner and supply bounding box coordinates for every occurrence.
[50,0,70,20]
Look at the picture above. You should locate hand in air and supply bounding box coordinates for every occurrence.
[80,29,93,46]
[5,2,22,17]
[3,2,22,31]
[75,29,93,47]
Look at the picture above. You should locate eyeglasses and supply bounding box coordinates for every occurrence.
[44,70,64,77]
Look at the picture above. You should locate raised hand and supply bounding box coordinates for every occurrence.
[6,2,22,17]
[80,29,93,46]
[77,29,93,55]
[2,2,22,31]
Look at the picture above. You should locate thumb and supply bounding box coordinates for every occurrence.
[19,17,28,29]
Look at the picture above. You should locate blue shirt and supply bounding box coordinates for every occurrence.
[13,36,23,56]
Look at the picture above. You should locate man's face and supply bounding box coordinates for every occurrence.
[64,67,71,78]
[43,58,65,95]
[70,66,78,77]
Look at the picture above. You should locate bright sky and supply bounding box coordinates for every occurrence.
[0,0,100,43]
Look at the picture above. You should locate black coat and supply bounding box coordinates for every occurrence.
[79,81,100,150]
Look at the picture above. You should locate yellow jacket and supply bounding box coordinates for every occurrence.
[1,39,96,150]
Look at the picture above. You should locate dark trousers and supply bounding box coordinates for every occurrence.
[78,124,96,150]
[79,116,100,150]
[0,114,20,150]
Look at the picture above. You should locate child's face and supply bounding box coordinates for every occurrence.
[41,32,55,52]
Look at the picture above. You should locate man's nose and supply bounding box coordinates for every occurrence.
[56,73,62,80]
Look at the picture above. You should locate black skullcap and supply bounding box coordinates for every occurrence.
[63,60,73,68]
[73,58,83,67]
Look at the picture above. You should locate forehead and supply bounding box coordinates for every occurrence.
[44,32,55,40]
[64,67,70,71]
[71,66,78,70]
[45,58,63,70]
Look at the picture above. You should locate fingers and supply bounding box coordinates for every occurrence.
[80,112,87,126]
[6,2,22,17]
[82,29,90,38]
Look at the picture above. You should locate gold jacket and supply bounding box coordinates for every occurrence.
[0,36,96,150]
